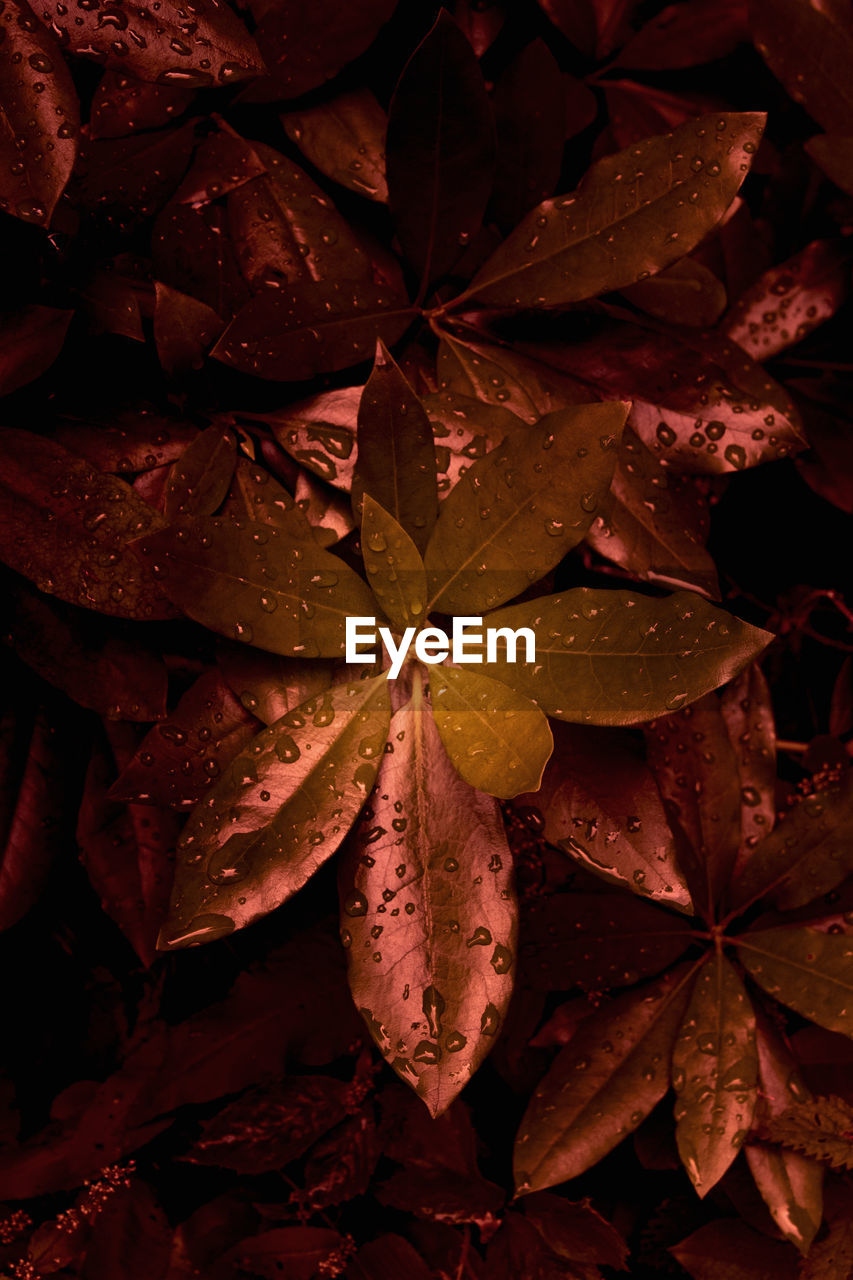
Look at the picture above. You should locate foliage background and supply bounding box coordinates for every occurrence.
[2,0,853,1276]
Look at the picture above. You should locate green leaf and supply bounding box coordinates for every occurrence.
[353,342,438,552]
[429,663,553,799]
[386,10,496,289]
[424,403,627,614]
[135,516,380,658]
[164,425,237,521]
[361,495,427,633]
[159,676,391,948]
[746,1012,823,1255]
[729,774,853,914]
[340,691,517,1116]
[462,111,765,309]
[672,952,758,1197]
[737,927,853,1038]
[513,721,691,908]
[475,588,772,725]
[751,0,853,133]
[0,429,175,621]
[762,1095,853,1172]
[514,964,697,1193]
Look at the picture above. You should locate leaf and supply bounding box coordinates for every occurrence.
[281,89,388,203]
[184,1076,353,1172]
[303,1110,379,1209]
[217,645,334,726]
[751,0,853,133]
[223,456,314,540]
[490,40,566,232]
[353,342,439,552]
[720,663,777,878]
[108,669,260,809]
[153,201,251,319]
[474,588,772,725]
[73,122,197,235]
[437,330,591,422]
[537,0,637,60]
[347,1235,435,1280]
[513,720,691,907]
[620,258,728,328]
[0,0,79,225]
[520,891,692,991]
[0,306,72,397]
[82,1180,172,1280]
[218,1227,346,1280]
[614,0,749,71]
[175,129,267,204]
[386,11,496,289]
[645,694,742,916]
[248,0,397,101]
[90,70,194,140]
[462,112,765,310]
[361,495,427,633]
[340,695,516,1116]
[0,429,175,620]
[520,1192,629,1269]
[424,402,627,614]
[163,425,236,520]
[212,281,417,382]
[762,1095,853,1171]
[36,0,264,88]
[293,470,355,546]
[729,774,853,913]
[429,664,553,799]
[745,1013,823,1254]
[263,386,361,488]
[514,965,696,1193]
[424,391,524,496]
[134,516,379,658]
[154,282,224,377]
[672,951,758,1196]
[807,134,853,197]
[52,410,196,474]
[456,0,507,57]
[520,319,805,474]
[798,1183,853,1280]
[159,676,390,948]
[670,1219,799,1280]
[737,927,853,1038]
[586,426,720,598]
[723,240,850,361]
[4,583,168,721]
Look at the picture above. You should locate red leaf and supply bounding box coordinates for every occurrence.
[490,40,566,232]
[614,0,749,71]
[0,306,72,397]
[82,1181,172,1280]
[218,1227,347,1280]
[90,70,194,140]
[154,282,224,376]
[247,0,397,100]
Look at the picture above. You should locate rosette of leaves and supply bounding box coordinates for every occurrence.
[94,336,770,1121]
[511,668,853,1255]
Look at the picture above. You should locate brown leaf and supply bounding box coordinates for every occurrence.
[82,1180,171,1280]
[340,695,517,1115]
[73,122,197,233]
[217,1227,346,1279]
[807,134,853,197]
[248,0,397,100]
[670,1219,799,1280]
[620,258,728,328]
[217,644,334,726]
[752,0,853,133]
[163,425,236,520]
[52,408,196,474]
[153,200,251,319]
[0,306,72,397]
[90,70,194,140]
[154,282,224,377]
[720,663,777,880]
[281,89,388,203]
[490,40,566,232]
[614,0,749,71]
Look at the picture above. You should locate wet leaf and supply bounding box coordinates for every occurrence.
[746,1013,823,1254]
[340,696,516,1116]
[281,89,388,202]
[0,0,79,226]
[293,470,356,546]
[160,675,390,948]
[52,409,196,474]
[720,663,777,878]
[73,121,197,234]
[90,69,194,139]
[429,663,553,799]
[212,280,416,382]
[134,516,379,658]
[353,342,439,552]
[217,645,334,726]
[36,0,264,88]
[424,402,627,614]
[249,0,397,100]
[514,720,691,907]
[108,668,260,808]
[475,588,772,725]
[154,282,224,377]
[0,429,175,620]
[806,134,853,197]
[490,40,566,233]
[615,0,749,71]
[386,11,496,289]
[670,1219,799,1280]
[163,425,236,520]
[361,495,427,633]
[587,426,720,597]
[751,0,853,133]
[645,694,742,915]
[514,965,696,1193]
[437,329,591,422]
[4,584,168,721]
[262,386,361,489]
[0,306,72,397]
[153,200,251,319]
[520,1191,629,1269]
[729,774,853,913]
[521,891,692,991]
[723,240,850,361]
[737,927,853,1038]
[763,1094,853,1172]
[463,112,765,309]
[620,258,728,328]
[223,456,313,539]
[672,951,758,1197]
